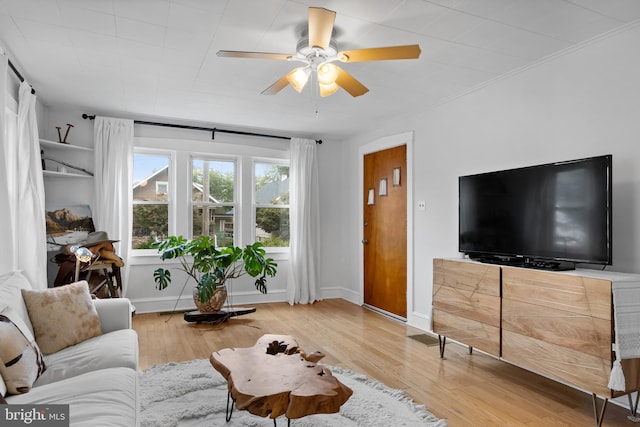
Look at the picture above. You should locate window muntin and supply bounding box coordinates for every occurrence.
[191,158,236,245]
[132,153,170,249]
[254,162,289,247]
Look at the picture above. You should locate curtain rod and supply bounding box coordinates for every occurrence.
[7,59,35,94]
[81,114,322,144]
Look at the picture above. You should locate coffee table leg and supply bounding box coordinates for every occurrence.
[226,390,235,421]
[226,389,291,426]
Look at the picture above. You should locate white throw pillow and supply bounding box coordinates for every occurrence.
[0,306,46,394]
[0,271,35,336]
[21,281,103,355]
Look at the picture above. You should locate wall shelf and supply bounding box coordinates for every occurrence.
[40,138,93,178]
[40,139,93,152]
[43,170,92,179]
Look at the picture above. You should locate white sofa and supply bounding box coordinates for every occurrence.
[0,271,139,426]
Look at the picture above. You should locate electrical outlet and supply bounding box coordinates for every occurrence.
[417,201,426,211]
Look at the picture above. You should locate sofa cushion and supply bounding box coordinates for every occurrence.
[0,307,46,394]
[22,281,102,354]
[0,271,34,336]
[35,328,138,387]
[6,367,138,427]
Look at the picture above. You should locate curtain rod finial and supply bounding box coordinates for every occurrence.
[82,114,96,120]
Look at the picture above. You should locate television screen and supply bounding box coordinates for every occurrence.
[459,155,612,268]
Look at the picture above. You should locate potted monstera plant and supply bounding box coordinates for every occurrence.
[152,235,277,313]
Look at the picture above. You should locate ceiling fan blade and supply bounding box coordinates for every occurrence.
[308,7,336,49]
[261,75,290,95]
[338,45,421,63]
[334,65,369,97]
[217,50,292,61]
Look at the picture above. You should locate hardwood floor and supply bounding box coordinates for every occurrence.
[133,298,636,426]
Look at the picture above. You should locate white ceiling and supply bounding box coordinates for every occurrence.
[1,0,640,140]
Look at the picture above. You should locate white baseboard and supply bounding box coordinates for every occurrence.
[131,287,431,332]
[407,310,431,333]
[320,286,359,304]
[131,289,288,314]
[334,287,360,304]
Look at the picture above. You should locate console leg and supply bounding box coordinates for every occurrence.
[628,392,640,422]
[438,335,446,358]
[629,392,640,416]
[591,393,608,427]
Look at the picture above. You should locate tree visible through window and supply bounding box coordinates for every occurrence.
[132,153,170,249]
[255,162,289,247]
[192,158,236,247]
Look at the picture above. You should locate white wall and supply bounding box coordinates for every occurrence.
[37,108,347,312]
[341,22,640,331]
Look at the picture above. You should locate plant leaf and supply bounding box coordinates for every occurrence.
[153,268,171,290]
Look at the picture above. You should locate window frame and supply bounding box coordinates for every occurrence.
[189,154,239,247]
[130,148,176,255]
[129,136,290,261]
[253,158,290,252]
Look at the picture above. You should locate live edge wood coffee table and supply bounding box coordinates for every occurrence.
[209,334,353,426]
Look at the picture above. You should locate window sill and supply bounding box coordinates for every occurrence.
[128,248,290,265]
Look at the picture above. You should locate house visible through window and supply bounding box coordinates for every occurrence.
[191,157,236,248]
[255,162,290,247]
[132,153,171,249]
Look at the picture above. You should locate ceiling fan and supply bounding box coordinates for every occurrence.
[217,7,421,98]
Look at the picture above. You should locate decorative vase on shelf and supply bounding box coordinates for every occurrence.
[193,285,227,313]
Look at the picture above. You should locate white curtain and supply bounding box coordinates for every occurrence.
[93,117,134,295]
[286,138,321,305]
[10,81,47,288]
[0,53,12,275]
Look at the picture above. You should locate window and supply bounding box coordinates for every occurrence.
[155,181,168,195]
[132,152,171,249]
[191,157,236,247]
[130,137,289,255]
[254,162,289,247]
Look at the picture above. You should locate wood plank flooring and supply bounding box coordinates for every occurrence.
[132,298,636,426]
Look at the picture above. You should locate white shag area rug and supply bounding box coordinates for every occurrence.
[140,359,448,427]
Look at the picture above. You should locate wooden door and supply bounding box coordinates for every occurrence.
[363,145,407,318]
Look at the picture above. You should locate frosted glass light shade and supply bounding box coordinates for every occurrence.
[317,63,338,85]
[319,82,339,97]
[287,67,311,93]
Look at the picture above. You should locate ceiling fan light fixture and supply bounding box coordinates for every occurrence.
[286,67,311,93]
[319,82,339,97]
[218,7,421,98]
[317,62,339,85]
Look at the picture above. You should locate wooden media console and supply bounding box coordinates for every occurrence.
[433,258,640,426]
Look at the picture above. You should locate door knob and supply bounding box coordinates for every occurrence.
[362,239,368,244]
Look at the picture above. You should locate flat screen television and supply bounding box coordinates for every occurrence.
[458,155,612,270]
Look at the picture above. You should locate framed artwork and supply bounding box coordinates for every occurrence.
[45,204,95,251]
